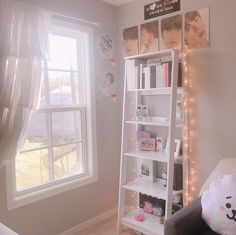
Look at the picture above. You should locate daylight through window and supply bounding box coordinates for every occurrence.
[15,27,92,192]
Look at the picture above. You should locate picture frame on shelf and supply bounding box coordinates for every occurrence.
[176,100,182,122]
[136,105,143,120]
[142,105,148,119]
[165,138,181,157]
[156,137,163,151]
[138,137,155,151]
[135,105,149,120]
[137,159,156,182]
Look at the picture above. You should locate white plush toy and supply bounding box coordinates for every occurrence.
[201,174,236,235]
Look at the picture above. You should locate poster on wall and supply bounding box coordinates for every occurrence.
[122,26,139,57]
[184,8,210,50]
[98,71,117,102]
[160,15,182,50]
[140,20,159,54]
[97,34,113,59]
[144,0,181,20]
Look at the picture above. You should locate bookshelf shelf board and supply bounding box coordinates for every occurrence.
[123,49,174,61]
[124,151,183,163]
[122,179,182,199]
[125,120,183,128]
[122,179,167,200]
[121,208,164,235]
[127,87,184,96]
[124,150,168,162]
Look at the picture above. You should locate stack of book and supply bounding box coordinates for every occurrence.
[126,60,182,90]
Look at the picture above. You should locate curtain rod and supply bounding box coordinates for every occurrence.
[52,12,100,27]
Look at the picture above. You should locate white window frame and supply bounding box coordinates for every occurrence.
[6,20,98,210]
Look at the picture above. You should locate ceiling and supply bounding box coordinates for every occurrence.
[100,0,134,6]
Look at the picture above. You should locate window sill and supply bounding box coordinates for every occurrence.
[6,165,98,210]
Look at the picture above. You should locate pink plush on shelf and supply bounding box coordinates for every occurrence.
[134,214,145,222]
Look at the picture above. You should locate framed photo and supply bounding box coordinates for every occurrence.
[156,137,163,151]
[165,138,181,158]
[142,105,148,119]
[176,100,182,121]
[137,159,156,182]
[136,105,149,120]
[138,138,155,151]
[136,105,143,120]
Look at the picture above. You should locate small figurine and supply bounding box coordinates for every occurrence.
[144,201,153,214]
[153,204,164,217]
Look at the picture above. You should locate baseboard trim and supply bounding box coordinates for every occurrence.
[60,207,117,235]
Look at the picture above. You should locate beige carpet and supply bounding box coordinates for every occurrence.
[77,216,137,235]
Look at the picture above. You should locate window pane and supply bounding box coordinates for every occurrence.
[16,149,49,190]
[53,143,83,179]
[47,34,78,71]
[52,111,82,145]
[22,113,48,151]
[48,71,80,106]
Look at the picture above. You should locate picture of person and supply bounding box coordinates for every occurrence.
[98,71,117,101]
[140,20,159,54]
[141,163,150,176]
[122,26,139,57]
[136,105,143,120]
[184,8,209,49]
[156,137,163,151]
[176,100,182,121]
[142,105,148,119]
[160,15,182,50]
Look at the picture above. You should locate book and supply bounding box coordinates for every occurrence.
[156,63,163,88]
[126,60,136,90]
[143,67,151,89]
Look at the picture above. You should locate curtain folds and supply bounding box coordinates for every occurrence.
[0,0,51,168]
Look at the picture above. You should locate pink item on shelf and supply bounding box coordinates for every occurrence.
[134,214,145,222]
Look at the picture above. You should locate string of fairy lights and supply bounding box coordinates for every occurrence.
[183,49,196,204]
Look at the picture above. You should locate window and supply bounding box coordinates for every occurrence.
[8,22,97,208]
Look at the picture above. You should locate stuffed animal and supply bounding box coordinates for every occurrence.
[144,201,153,214]
[201,174,236,235]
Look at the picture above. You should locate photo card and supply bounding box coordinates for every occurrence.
[156,137,163,151]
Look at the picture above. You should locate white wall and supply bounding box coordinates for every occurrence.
[118,0,236,195]
[0,0,122,234]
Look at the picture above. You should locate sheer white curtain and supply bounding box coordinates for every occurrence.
[0,0,51,169]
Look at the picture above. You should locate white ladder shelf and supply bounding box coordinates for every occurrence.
[117,49,183,235]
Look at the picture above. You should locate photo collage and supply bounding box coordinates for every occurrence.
[122,8,209,57]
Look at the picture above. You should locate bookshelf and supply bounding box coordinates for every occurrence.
[117,49,184,235]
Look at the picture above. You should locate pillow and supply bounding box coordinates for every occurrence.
[201,174,236,235]
[200,158,236,196]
